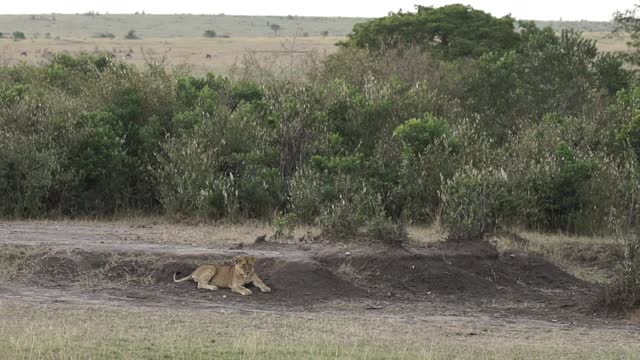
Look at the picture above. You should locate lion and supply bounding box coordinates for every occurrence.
[173,255,271,296]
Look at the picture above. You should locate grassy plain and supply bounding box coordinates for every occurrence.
[0,15,629,75]
[0,14,365,38]
[1,302,638,360]
[0,36,341,76]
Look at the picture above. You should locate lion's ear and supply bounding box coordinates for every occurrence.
[233,256,242,264]
[248,256,256,264]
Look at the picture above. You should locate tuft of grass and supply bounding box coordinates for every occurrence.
[335,261,360,283]
[406,222,448,245]
[0,245,48,281]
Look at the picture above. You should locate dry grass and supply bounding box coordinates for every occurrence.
[0,36,341,76]
[583,32,630,53]
[0,14,364,39]
[491,231,623,285]
[0,245,46,281]
[0,301,638,359]
[1,217,320,246]
[128,221,275,246]
[407,222,448,245]
[0,243,158,287]
[0,31,626,82]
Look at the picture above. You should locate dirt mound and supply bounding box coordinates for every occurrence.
[1,245,365,305]
[318,240,593,307]
[0,240,597,316]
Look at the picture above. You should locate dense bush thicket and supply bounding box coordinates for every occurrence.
[0,16,639,248]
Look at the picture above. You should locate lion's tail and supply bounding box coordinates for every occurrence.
[173,272,193,283]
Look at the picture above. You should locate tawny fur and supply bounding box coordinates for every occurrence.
[173,256,271,296]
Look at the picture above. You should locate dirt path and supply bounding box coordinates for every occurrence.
[0,221,637,333]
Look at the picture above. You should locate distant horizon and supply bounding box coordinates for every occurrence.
[0,12,618,23]
[1,0,635,22]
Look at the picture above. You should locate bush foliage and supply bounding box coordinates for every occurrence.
[340,4,520,59]
[0,9,638,249]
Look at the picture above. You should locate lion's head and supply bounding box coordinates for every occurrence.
[233,256,256,277]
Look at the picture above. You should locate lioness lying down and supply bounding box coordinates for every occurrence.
[173,255,271,296]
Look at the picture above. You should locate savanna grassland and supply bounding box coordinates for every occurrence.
[1,5,640,359]
[1,300,639,360]
[0,14,630,76]
[0,14,362,75]
[0,36,343,76]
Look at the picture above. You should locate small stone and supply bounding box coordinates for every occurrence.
[222,295,227,299]
[345,251,351,256]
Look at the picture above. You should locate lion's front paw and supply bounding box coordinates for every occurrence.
[241,289,253,296]
[261,286,272,293]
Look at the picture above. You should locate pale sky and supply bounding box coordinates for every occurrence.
[1,0,637,21]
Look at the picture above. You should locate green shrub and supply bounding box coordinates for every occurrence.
[287,166,324,223]
[393,115,450,155]
[236,162,285,218]
[13,31,26,40]
[365,194,408,247]
[318,197,366,239]
[95,32,115,39]
[466,27,628,142]
[441,166,516,240]
[503,116,600,233]
[203,30,217,38]
[607,233,640,310]
[0,41,631,239]
[601,149,640,310]
[366,217,408,247]
[124,30,139,40]
[392,115,461,222]
[59,111,132,213]
[0,132,59,217]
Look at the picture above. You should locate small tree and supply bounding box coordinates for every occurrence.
[615,4,640,65]
[270,23,281,37]
[341,4,520,59]
[124,30,139,40]
[203,30,217,38]
[13,31,26,40]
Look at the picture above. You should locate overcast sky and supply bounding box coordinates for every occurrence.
[1,1,637,21]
